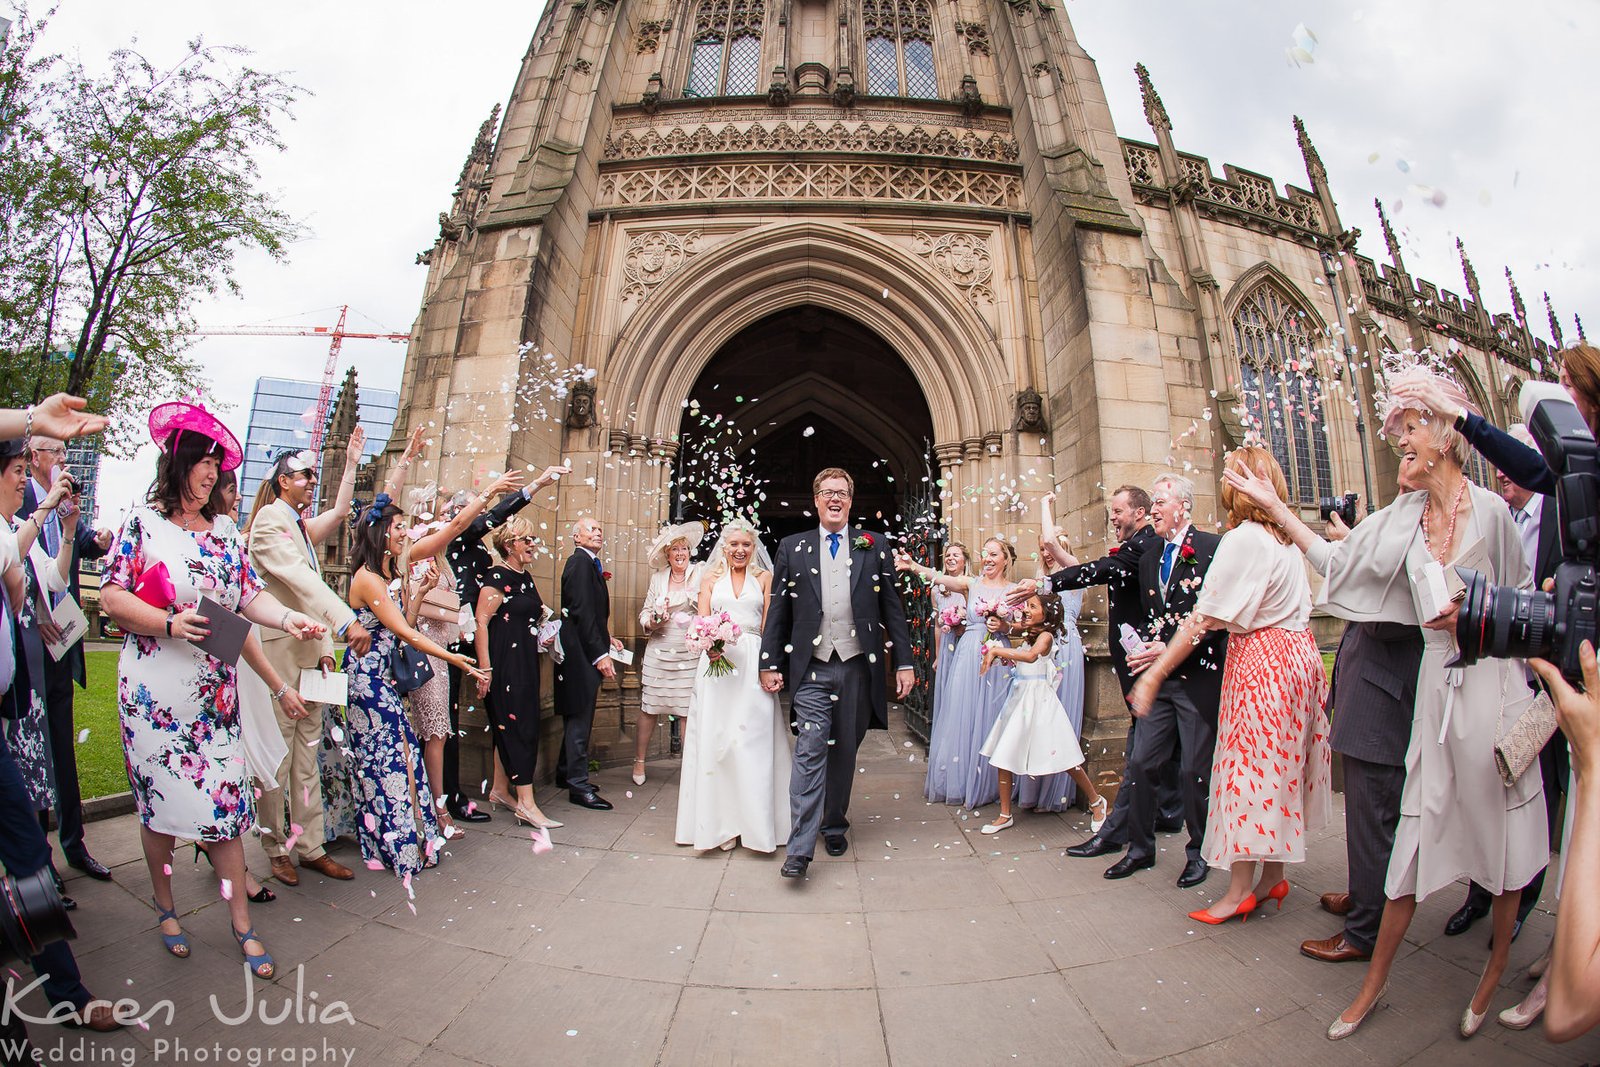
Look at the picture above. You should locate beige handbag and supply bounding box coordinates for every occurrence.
[1494,689,1558,787]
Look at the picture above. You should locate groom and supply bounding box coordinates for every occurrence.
[761,468,915,879]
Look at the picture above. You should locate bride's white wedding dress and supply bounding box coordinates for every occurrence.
[675,570,793,853]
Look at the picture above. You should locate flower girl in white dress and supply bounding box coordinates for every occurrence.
[978,592,1108,836]
[674,519,793,853]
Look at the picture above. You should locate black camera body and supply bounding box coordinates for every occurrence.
[0,866,77,966]
[1319,492,1359,528]
[1453,393,1600,681]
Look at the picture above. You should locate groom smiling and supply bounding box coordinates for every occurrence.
[760,468,915,879]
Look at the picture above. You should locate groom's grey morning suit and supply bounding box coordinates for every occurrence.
[761,525,913,860]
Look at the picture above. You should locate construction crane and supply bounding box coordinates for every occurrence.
[191,305,409,453]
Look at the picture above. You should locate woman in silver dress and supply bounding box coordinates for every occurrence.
[634,522,704,785]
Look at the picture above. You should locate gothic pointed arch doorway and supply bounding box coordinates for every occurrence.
[674,305,936,545]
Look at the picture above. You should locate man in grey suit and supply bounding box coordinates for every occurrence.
[1300,619,1422,962]
[760,467,915,880]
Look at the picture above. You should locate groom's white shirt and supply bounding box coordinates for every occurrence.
[815,523,862,661]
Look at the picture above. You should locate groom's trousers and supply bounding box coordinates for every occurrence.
[787,654,871,860]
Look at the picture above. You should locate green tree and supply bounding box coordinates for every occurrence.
[0,8,304,450]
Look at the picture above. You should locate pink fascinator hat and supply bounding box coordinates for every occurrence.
[148,399,243,472]
[1378,364,1480,440]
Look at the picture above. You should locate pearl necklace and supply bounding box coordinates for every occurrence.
[1421,476,1469,563]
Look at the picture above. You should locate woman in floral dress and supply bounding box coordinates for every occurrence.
[100,401,324,979]
[341,443,524,880]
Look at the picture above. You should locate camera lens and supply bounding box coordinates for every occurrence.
[0,868,77,966]
[1453,567,1556,666]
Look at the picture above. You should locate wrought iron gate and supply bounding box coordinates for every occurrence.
[895,450,942,746]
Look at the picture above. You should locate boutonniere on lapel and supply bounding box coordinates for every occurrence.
[601,569,613,581]
[1178,544,1197,567]
[1107,544,1120,555]
[852,533,875,552]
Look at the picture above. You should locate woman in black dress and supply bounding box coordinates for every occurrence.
[474,516,561,829]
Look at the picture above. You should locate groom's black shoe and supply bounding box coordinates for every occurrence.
[569,790,613,811]
[1065,833,1121,858]
[780,856,810,879]
[1103,855,1154,880]
[66,852,112,881]
[823,834,848,857]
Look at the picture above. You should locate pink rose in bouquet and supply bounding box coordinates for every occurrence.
[938,602,966,632]
[685,611,743,677]
[971,596,1024,626]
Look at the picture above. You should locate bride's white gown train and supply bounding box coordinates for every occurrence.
[675,571,793,853]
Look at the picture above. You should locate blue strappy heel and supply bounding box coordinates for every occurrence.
[232,925,274,979]
[153,899,189,958]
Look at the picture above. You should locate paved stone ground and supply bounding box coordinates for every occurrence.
[18,710,1600,1067]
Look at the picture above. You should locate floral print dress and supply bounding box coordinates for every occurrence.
[343,605,440,880]
[0,517,54,811]
[105,507,262,841]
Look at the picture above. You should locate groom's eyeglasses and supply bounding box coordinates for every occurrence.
[816,490,852,501]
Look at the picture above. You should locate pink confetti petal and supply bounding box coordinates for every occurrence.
[364,859,386,871]
[219,878,233,901]
[530,828,553,855]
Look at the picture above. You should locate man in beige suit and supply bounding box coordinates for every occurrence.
[247,440,371,886]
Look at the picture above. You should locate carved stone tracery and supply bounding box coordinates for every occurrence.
[600,161,1023,209]
[620,230,706,302]
[603,120,1020,163]
[635,19,669,54]
[954,21,991,56]
[912,231,994,304]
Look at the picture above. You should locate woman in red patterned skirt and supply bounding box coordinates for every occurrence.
[1130,446,1332,924]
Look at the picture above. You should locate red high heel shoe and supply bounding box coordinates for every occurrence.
[1188,893,1258,925]
[1260,880,1290,910]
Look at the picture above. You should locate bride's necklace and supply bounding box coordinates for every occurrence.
[1421,476,1469,563]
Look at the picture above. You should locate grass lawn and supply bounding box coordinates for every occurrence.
[75,649,127,799]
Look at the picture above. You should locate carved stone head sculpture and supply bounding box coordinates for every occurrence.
[1014,387,1045,432]
[567,379,597,428]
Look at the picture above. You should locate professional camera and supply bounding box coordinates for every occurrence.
[0,866,77,966]
[1452,385,1600,681]
[1319,492,1359,528]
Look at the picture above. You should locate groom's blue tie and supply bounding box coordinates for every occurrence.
[827,532,841,558]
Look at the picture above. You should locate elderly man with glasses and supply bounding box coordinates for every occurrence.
[21,437,114,882]
[245,438,372,886]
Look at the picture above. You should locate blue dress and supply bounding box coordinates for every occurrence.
[925,580,1013,809]
[1019,590,1088,811]
[344,606,441,880]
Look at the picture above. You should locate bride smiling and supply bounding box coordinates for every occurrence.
[674,517,793,854]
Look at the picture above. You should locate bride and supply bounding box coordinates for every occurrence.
[675,517,793,854]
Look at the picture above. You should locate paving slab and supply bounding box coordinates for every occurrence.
[16,707,1600,1067]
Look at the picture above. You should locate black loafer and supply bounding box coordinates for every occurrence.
[780,856,810,879]
[1177,859,1209,888]
[1065,834,1122,858]
[1103,855,1155,879]
[1445,901,1489,937]
[823,834,848,857]
[569,790,613,811]
[447,801,492,823]
[67,853,112,881]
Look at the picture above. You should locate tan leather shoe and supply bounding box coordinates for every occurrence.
[268,855,299,887]
[1300,934,1370,963]
[1319,891,1351,916]
[299,854,354,880]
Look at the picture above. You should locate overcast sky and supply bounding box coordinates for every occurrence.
[24,0,1593,528]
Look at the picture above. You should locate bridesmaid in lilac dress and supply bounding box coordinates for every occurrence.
[897,538,1019,809]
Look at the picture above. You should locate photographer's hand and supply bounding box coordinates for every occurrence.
[1528,641,1599,783]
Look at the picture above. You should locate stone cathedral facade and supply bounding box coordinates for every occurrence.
[387,0,1571,782]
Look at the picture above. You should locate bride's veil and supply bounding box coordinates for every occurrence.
[707,516,773,576]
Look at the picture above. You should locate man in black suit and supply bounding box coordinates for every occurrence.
[22,438,111,880]
[761,467,915,879]
[554,516,621,810]
[1009,484,1184,857]
[1106,473,1227,887]
[442,466,567,822]
[1300,616,1422,962]
[1444,438,1566,942]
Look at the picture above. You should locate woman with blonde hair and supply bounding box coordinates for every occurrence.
[1226,370,1548,1040]
[1130,446,1332,925]
[675,517,791,853]
[474,514,562,829]
[634,521,705,785]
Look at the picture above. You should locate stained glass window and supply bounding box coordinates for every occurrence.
[1233,281,1332,505]
[684,0,764,97]
[862,0,937,99]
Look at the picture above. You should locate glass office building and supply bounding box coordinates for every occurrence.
[239,376,399,525]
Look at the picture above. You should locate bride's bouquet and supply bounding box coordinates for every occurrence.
[685,612,743,677]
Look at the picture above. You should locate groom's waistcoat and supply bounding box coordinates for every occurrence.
[815,528,863,661]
